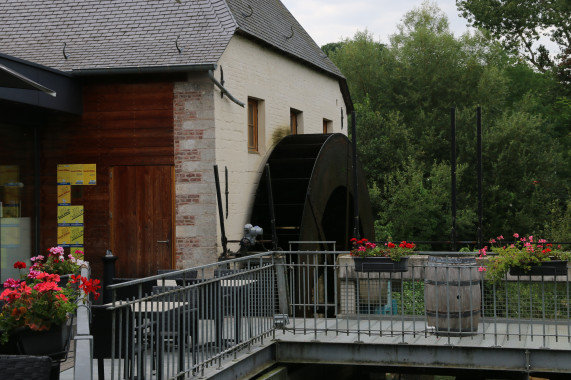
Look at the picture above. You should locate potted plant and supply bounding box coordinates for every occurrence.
[0,260,100,359]
[30,246,86,287]
[350,238,415,272]
[479,234,570,283]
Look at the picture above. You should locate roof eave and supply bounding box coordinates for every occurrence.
[71,63,218,77]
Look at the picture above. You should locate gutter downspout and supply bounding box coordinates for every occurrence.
[208,69,245,108]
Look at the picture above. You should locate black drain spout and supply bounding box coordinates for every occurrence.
[351,111,360,240]
[214,165,228,258]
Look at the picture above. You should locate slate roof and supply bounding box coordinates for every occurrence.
[226,0,343,77]
[0,0,235,72]
[0,0,343,79]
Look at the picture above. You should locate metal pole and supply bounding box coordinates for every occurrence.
[214,165,228,258]
[451,107,457,251]
[225,166,229,219]
[351,111,360,240]
[477,106,483,250]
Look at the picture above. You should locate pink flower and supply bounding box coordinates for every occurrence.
[497,235,504,240]
[3,278,21,289]
[27,270,42,279]
[513,233,519,238]
[48,246,65,257]
[529,236,533,242]
[538,239,547,244]
[489,238,496,244]
[478,267,487,272]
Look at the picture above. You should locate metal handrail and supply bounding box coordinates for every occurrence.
[92,251,571,379]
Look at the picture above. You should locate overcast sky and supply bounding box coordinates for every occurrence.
[280,0,473,47]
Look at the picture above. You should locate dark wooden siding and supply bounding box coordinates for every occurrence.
[39,78,176,278]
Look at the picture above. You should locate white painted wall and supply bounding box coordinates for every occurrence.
[212,35,348,247]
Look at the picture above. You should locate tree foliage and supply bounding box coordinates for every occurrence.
[456,0,571,72]
[327,2,570,248]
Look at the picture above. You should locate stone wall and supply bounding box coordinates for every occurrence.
[173,72,218,268]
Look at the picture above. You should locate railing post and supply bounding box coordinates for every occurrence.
[275,255,290,315]
[102,250,117,304]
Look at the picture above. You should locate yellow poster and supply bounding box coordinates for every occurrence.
[57,206,72,226]
[70,226,84,247]
[57,185,71,205]
[57,164,71,185]
[57,226,71,246]
[0,165,19,185]
[83,164,96,185]
[69,206,84,226]
[70,164,84,185]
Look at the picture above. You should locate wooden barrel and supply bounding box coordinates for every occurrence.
[424,256,481,335]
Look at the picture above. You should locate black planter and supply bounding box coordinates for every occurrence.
[57,274,71,288]
[509,260,568,276]
[15,317,73,362]
[57,273,80,290]
[353,256,409,273]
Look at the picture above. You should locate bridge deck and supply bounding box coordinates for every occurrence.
[277,317,571,351]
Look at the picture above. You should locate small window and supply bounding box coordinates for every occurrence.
[290,108,302,135]
[248,98,258,152]
[323,119,332,134]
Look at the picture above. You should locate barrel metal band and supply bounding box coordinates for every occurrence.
[426,310,481,318]
[424,280,480,286]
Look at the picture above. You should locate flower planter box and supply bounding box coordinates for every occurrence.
[15,316,73,362]
[509,260,568,276]
[353,257,409,273]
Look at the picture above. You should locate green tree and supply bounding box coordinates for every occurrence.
[329,2,569,246]
[328,30,393,110]
[456,0,571,72]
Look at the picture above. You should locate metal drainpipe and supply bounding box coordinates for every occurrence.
[208,69,245,107]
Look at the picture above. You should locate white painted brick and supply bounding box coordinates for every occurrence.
[176,225,196,237]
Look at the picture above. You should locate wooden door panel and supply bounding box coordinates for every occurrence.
[111,166,173,278]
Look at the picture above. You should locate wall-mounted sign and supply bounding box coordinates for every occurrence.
[57,226,71,247]
[56,163,93,251]
[0,165,19,184]
[57,164,71,185]
[69,206,84,226]
[57,185,71,206]
[84,164,96,185]
[57,205,83,226]
[71,164,83,185]
[70,226,84,247]
[58,164,96,186]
